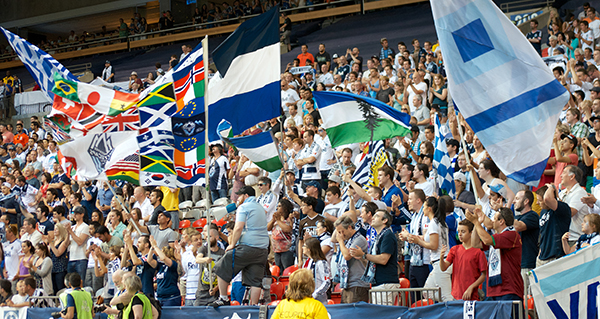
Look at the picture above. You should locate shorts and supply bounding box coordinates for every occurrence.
[214,244,268,288]
[281,30,291,45]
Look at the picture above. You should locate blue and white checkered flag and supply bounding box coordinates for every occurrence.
[1,27,78,101]
[432,0,570,186]
[433,115,455,199]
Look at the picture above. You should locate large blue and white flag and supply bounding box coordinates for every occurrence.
[433,115,455,198]
[207,6,281,142]
[217,120,283,172]
[529,242,600,319]
[1,27,78,101]
[431,0,570,185]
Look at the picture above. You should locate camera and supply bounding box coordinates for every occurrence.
[94,304,107,312]
[50,309,66,319]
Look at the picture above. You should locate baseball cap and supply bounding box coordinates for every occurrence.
[284,169,295,175]
[591,86,600,93]
[158,210,171,220]
[332,53,339,58]
[235,186,256,197]
[105,60,110,64]
[1,182,10,188]
[329,174,342,184]
[73,206,86,215]
[590,116,600,122]
[454,172,467,183]
[131,71,137,76]
[489,184,508,198]
[560,133,578,148]
[304,180,321,189]
[7,145,15,151]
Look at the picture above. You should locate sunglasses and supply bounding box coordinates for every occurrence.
[257,183,266,186]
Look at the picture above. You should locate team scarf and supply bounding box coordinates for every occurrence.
[335,230,361,289]
[488,226,515,287]
[409,206,427,266]
[362,226,392,284]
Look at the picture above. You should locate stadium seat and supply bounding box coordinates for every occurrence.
[269,300,281,306]
[193,218,207,230]
[527,295,534,310]
[270,265,281,277]
[179,220,191,230]
[327,299,335,305]
[282,265,299,276]
[231,300,240,306]
[270,282,286,300]
[411,299,434,308]
[399,277,410,288]
[216,218,227,227]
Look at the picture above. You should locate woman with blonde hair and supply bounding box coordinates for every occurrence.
[149,236,181,306]
[429,74,448,120]
[271,268,328,319]
[122,275,160,319]
[50,223,69,292]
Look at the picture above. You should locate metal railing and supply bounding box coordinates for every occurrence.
[500,0,555,13]
[16,101,52,116]
[369,287,442,306]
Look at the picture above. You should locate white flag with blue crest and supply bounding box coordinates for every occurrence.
[1,27,78,101]
[431,0,570,186]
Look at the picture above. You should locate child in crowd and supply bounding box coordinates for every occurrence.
[9,281,28,305]
[562,213,600,254]
[439,219,487,300]
[301,237,331,304]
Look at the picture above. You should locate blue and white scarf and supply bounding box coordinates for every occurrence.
[334,230,361,289]
[362,227,392,284]
[488,226,514,287]
[409,207,427,266]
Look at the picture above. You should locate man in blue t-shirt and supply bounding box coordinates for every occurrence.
[132,235,157,296]
[526,19,543,55]
[211,186,269,307]
[536,185,571,267]
[78,181,97,220]
[209,144,230,200]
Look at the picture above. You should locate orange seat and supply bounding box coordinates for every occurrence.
[216,219,227,227]
[269,300,281,306]
[231,300,240,306]
[282,265,299,277]
[179,220,191,230]
[527,295,534,310]
[270,282,286,300]
[411,299,434,308]
[227,284,232,296]
[330,293,342,304]
[270,265,281,277]
[327,299,335,305]
[399,277,410,288]
[193,218,207,230]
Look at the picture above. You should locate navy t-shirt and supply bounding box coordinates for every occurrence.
[516,210,539,269]
[1,197,19,224]
[38,219,55,235]
[374,230,399,286]
[156,260,180,298]
[539,201,571,260]
[80,185,97,219]
[140,254,157,296]
[50,173,70,198]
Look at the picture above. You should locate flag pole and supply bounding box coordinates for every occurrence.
[201,35,214,291]
[105,181,146,236]
[452,101,481,205]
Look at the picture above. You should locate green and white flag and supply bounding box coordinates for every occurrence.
[217,120,282,172]
[312,91,412,147]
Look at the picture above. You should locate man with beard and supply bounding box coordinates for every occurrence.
[194,227,226,306]
[513,190,539,298]
[147,189,166,226]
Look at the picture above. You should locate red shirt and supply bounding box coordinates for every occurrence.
[484,230,523,298]
[446,244,487,300]
[297,52,315,66]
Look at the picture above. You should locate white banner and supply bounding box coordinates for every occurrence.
[0,307,28,319]
[529,243,600,319]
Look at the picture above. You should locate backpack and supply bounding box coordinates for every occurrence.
[145,293,162,319]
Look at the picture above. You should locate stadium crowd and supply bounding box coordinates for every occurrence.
[0,2,599,318]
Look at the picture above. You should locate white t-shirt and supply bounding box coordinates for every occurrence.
[281,88,300,115]
[181,249,200,300]
[86,237,103,268]
[318,73,334,89]
[134,198,154,220]
[241,160,261,186]
[322,201,346,220]
[317,136,334,171]
[415,181,434,196]
[69,223,90,261]
[560,184,590,241]
[299,142,322,180]
[3,239,21,280]
[406,81,428,114]
[424,218,448,263]
[581,29,595,51]
[21,230,42,246]
[590,20,600,39]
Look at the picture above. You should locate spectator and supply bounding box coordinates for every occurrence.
[147,189,166,227]
[297,45,314,67]
[439,219,487,300]
[333,215,369,303]
[315,43,331,71]
[210,186,269,306]
[21,217,42,245]
[296,196,326,265]
[26,242,53,296]
[513,190,539,298]
[134,211,177,249]
[271,269,328,319]
[120,275,160,319]
[194,228,226,306]
[148,235,180,306]
[301,237,330,304]
[562,213,600,254]
[280,12,292,52]
[66,207,90,282]
[50,223,69,293]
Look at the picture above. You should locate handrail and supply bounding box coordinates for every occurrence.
[500,0,554,13]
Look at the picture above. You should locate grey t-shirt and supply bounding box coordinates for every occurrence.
[148,225,178,248]
[346,233,370,288]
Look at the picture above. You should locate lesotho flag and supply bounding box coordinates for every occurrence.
[207,6,281,142]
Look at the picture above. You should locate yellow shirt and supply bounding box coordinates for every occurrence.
[160,186,179,211]
[271,297,329,319]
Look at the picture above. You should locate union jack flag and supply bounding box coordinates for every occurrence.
[101,108,140,133]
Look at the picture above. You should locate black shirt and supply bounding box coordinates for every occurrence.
[315,52,331,71]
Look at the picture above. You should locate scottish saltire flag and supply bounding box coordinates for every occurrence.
[138,128,179,187]
[207,6,281,142]
[217,120,282,172]
[431,0,570,185]
[433,115,456,198]
[137,82,177,129]
[1,27,78,101]
[313,91,411,148]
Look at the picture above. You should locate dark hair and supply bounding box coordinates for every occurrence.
[278,198,294,220]
[24,277,36,290]
[565,165,583,183]
[53,205,66,217]
[370,186,383,199]
[37,204,49,217]
[36,242,50,257]
[22,240,33,254]
[326,186,341,197]
[522,190,534,208]
[0,279,11,294]
[530,19,539,25]
[72,192,82,202]
[151,189,164,202]
[458,219,474,232]
[258,176,272,187]
[362,202,378,216]
[70,272,82,287]
[96,225,110,235]
[305,237,326,261]
[497,207,515,226]
[378,209,393,227]
[480,159,500,178]
[46,188,59,199]
[316,219,334,234]
[301,196,318,211]
[89,221,101,230]
[410,189,426,203]
[416,163,430,178]
[438,195,454,216]
[378,165,394,179]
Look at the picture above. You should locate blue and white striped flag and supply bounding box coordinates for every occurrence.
[432,0,570,186]
[1,27,78,101]
[433,115,456,198]
[207,6,281,142]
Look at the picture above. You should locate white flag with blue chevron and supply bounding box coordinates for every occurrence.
[433,115,455,198]
[1,27,78,101]
[432,0,570,186]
